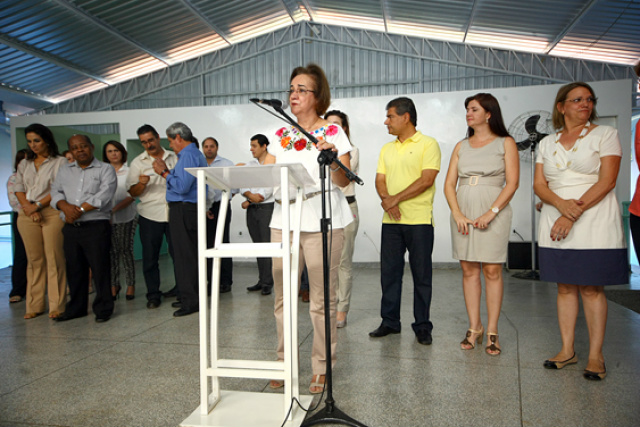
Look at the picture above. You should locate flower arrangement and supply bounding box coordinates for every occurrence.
[276,124,339,151]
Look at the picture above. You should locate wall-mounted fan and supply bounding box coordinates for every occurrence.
[508,111,554,280]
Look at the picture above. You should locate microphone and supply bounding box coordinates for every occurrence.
[250,98,283,108]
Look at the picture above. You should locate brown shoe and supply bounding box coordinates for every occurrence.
[301,290,310,303]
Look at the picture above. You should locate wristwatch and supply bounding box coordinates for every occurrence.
[491,206,499,214]
[79,206,86,213]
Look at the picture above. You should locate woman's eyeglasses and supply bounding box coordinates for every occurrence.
[287,88,315,96]
[564,96,597,104]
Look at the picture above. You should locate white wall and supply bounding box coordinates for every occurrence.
[11,80,633,263]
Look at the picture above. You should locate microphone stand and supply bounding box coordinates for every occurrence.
[252,100,367,426]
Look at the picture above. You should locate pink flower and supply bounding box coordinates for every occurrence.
[294,139,307,151]
[326,125,338,136]
[276,127,286,137]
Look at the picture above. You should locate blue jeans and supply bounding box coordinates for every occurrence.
[138,215,175,302]
[380,224,434,334]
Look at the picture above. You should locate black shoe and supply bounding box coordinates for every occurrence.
[95,315,111,323]
[247,283,262,292]
[261,285,272,295]
[54,313,86,322]
[171,301,182,308]
[369,324,401,338]
[416,330,433,345]
[173,308,198,317]
[147,299,161,309]
[162,287,178,298]
[220,285,232,294]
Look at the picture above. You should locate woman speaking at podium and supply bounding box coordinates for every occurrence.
[265,63,353,394]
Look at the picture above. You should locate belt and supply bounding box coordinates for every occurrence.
[346,196,356,204]
[459,176,504,187]
[275,191,322,205]
[168,201,196,206]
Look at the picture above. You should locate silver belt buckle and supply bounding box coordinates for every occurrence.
[469,176,479,186]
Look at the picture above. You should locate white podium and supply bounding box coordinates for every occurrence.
[182,164,315,427]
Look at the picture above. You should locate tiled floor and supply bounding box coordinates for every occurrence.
[0,259,639,427]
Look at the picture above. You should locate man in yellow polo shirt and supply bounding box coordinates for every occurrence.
[369,97,441,345]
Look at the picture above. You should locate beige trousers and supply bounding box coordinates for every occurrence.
[17,207,67,314]
[271,228,343,375]
[337,201,359,313]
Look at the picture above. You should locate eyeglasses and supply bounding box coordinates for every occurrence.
[287,88,315,96]
[564,96,597,104]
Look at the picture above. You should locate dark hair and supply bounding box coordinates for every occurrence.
[14,148,29,171]
[324,110,350,139]
[552,82,599,129]
[191,136,199,149]
[102,140,128,164]
[290,63,331,116]
[386,97,417,126]
[67,134,93,148]
[24,123,60,159]
[136,124,159,138]
[203,137,218,148]
[464,93,510,138]
[251,134,270,147]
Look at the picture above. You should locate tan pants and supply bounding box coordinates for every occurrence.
[338,201,359,313]
[271,228,343,375]
[17,207,67,314]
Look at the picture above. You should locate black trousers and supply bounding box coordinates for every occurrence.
[62,220,114,318]
[206,201,233,290]
[169,202,199,311]
[138,215,175,301]
[10,212,28,298]
[246,202,274,287]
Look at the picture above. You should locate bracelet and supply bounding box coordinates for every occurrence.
[330,166,340,172]
[79,206,86,213]
[161,169,170,178]
[35,201,43,211]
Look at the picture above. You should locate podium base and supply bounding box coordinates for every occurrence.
[181,391,314,427]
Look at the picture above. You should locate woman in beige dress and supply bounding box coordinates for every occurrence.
[14,124,67,319]
[444,93,519,355]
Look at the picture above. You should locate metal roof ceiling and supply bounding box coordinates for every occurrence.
[1,0,639,116]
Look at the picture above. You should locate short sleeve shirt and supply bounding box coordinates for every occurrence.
[376,131,441,225]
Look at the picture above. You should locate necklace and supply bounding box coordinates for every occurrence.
[553,121,590,170]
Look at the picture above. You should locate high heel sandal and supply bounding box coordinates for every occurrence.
[543,352,577,370]
[309,374,325,394]
[126,286,135,301]
[485,333,501,356]
[460,327,484,350]
[112,285,121,301]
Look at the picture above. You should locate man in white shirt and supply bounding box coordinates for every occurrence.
[242,134,275,295]
[202,137,234,294]
[126,124,178,309]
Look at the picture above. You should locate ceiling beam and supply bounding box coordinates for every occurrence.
[0,34,111,85]
[299,0,316,21]
[0,83,56,104]
[278,0,297,23]
[380,0,389,33]
[545,0,599,54]
[177,0,231,44]
[463,0,480,43]
[53,0,172,65]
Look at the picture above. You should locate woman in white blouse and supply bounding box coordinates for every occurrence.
[103,140,137,301]
[14,124,67,319]
[265,63,353,394]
